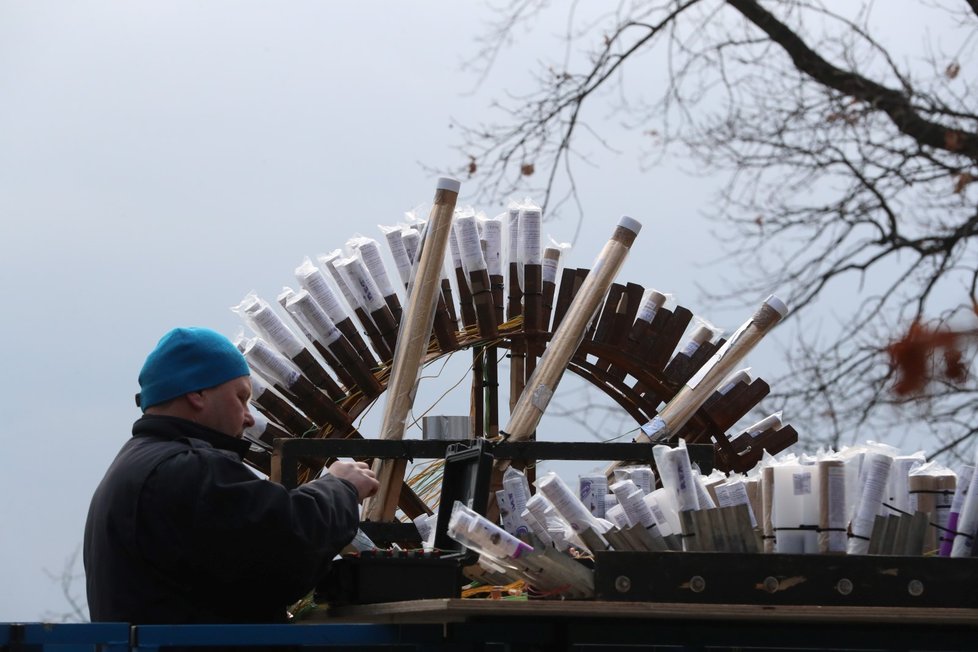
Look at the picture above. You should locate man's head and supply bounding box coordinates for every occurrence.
[138,327,255,437]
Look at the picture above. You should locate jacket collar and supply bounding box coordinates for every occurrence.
[132,414,251,458]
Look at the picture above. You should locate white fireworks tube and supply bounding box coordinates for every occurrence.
[652,441,699,512]
[232,293,305,360]
[951,456,978,557]
[285,290,341,346]
[349,236,397,300]
[677,321,717,358]
[294,257,350,326]
[536,472,609,536]
[518,201,543,267]
[635,289,667,325]
[501,216,642,443]
[718,368,752,395]
[580,473,609,518]
[483,216,503,278]
[335,255,386,313]
[380,224,414,289]
[847,449,894,554]
[362,177,461,522]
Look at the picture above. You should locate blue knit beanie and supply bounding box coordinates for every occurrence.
[137,327,251,411]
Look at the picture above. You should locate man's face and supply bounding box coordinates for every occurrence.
[196,376,255,438]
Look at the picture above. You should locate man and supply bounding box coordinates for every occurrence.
[84,327,378,624]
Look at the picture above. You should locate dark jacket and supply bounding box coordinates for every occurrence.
[84,415,359,624]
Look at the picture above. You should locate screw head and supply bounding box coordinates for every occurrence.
[689,575,706,593]
[614,575,632,594]
[836,578,853,595]
[763,576,780,593]
[908,579,924,597]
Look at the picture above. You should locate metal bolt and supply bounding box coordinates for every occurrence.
[763,576,780,593]
[614,575,632,594]
[908,579,924,597]
[689,575,706,593]
[836,578,853,596]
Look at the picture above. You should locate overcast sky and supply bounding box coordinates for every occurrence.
[0,0,950,621]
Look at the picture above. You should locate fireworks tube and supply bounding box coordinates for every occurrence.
[320,250,392,362]
[351,235,402,322]
[286,290,382,397]
[335,255,399,354]
[295,257,378,369]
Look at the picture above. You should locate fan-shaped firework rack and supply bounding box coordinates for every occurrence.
[243,237,798,522]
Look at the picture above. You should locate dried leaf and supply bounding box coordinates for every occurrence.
[888,322,969,395]
[946,61,961,79]
[467,157,477,177]
[953,172,974,194]
[520,163,535,176]
[945,129,966,152]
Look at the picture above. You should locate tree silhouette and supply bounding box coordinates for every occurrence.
[455,0,978,460]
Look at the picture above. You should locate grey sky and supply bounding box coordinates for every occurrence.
[0,0,951,620]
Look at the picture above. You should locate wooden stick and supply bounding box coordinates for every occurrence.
[362,178,460,521]
[631,295,788,449]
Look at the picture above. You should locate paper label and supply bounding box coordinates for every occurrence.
[793,472,812,496]
[531,384,553,412]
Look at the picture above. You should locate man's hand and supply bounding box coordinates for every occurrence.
[327,460,379,502]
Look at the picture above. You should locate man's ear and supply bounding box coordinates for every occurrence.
[184,391,206,411]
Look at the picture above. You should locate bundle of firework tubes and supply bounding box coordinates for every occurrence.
[222,177,978,603]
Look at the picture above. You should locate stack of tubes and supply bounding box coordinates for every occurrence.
[433,436,978,600]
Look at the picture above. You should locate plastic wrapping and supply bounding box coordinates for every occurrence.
[718,367,752,395]
[536,471,609,536]
[847,449,894,554]
[517,200,542,266]
[524,494,572,551]
[482,215,504,277]
[453,211,487,276]
[232,293,306,360]
[448,501,535,560]
[276,287,313,339]
[941,465,972,556]
[542,247,562,285]
[295,257,350,325]
[772,461,820,554]
[502,467,531,526]
[610,480,660,533]
[653,441,699,512]
[635,289,667,324]
[951,457,978,557]
[241,337,302,389]
[285,290,342,346]
[506,203,520,268]
[908,461,956,553]
[746,411,782,437]
[349,236,397,299]
[380,224,414,288]
[318,250,361,312]
[401,228,421,265]
[335,255,386,313]
[678,320,718,358]
[580,473,609,518]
